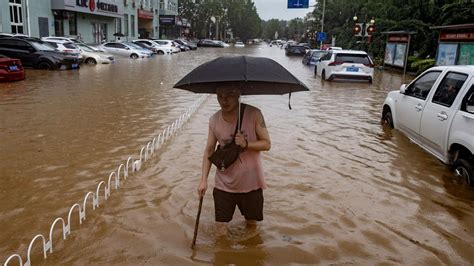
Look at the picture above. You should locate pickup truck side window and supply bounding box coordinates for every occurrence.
[432,72,468,107]
[405,71,442,100]
[460,85,474,114]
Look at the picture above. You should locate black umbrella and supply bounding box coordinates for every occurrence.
[173,56,309,96]
[113,32,125,37]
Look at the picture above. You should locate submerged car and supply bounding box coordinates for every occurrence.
[197,39,223,48]
[302,50,327,65]
[314,50,374,83]
[234,41,245,48]
[285,45,309,56]
[133,39,172,54]
[381,65,474,185]
[0,55,25,81]
[76,43,114,64]
[174,39,197,50]
[0,37,80,70]
[99,42,151,59]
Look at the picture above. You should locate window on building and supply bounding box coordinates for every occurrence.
[160,0,164,10]
[116,18,122,34]
[69,12,77,35]
[9,0,24,34]
[131,15,135,37]
[124,14,129,36]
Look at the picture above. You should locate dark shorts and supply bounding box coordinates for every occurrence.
[213,188,264,223]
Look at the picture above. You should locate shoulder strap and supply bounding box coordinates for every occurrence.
[233,104,246,135]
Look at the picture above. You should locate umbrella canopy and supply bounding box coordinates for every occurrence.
[173,56,309,95]
[113,32,125,37]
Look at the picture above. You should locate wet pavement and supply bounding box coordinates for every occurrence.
[1,45,473,265]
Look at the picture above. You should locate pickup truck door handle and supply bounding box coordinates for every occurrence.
[437,111,448,121]
[415,103,423,112]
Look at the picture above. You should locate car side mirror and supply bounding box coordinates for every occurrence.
[126,47,130,50]
[400,84,407,94]
[466,93,474,113]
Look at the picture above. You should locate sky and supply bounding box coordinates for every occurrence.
[253,0,317,21]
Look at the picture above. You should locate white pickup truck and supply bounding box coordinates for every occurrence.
[381,66,474,185]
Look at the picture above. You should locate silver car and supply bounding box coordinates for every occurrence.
[98,42,151,59]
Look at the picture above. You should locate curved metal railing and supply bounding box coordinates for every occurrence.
[3,95,208,266]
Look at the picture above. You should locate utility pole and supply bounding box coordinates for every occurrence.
[319,0,326,49]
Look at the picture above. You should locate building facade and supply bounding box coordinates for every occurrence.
[158,0,186,39]
[0,0,161,44]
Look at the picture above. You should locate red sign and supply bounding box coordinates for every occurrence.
[89,0,95,11]
[138,9,153,20]
[388,34,409,43]
[440,30,474,41]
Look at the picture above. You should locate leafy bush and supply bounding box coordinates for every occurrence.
[410,58,436,75]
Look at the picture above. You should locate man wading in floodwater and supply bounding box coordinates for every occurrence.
[197,87,271,237]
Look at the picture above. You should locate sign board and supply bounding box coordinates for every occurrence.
[138,9,153,20]
[159,15,176,26]
[458,44,474,65]
[436,43,458,66]
[51,0,123,18]
[440,30,474,41]
[384,42,407,67]
[388,34,409,43]
[317,32,327,42]
[287,0,309,8]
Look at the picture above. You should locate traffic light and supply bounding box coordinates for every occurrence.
[353,23,363,37]
[366,24,375,36]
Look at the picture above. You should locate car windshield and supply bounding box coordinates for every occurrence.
[77,44,95,52]
[335,54,370,64]
[125,43,141,49]
[30,41,56,51]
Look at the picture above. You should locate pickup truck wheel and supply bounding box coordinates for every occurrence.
[381,110,394,128]
[158,50,164,55]
[130,53,139,59]
[453,159,474,186]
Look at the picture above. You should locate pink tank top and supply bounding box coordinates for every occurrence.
[209,104,267,193]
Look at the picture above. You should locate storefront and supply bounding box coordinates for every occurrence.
[138,9,154,39]
[431,24,474,66]
[159,15,191,39]
[51,0,124,44]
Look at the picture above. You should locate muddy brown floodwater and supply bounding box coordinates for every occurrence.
[1,45,473,265]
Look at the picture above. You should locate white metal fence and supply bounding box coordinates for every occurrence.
[3,95,208,266]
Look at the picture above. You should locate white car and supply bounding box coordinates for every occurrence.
[41,39,81,55]
[234,41,245,48]
[214,40,230,47]
[314,50,374,83]
[151,39,180,53]
[382,65,474,184]
[133,39,172,54]
[99,42,151,59]
[41,36,104,52]
[76,43,114,64]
